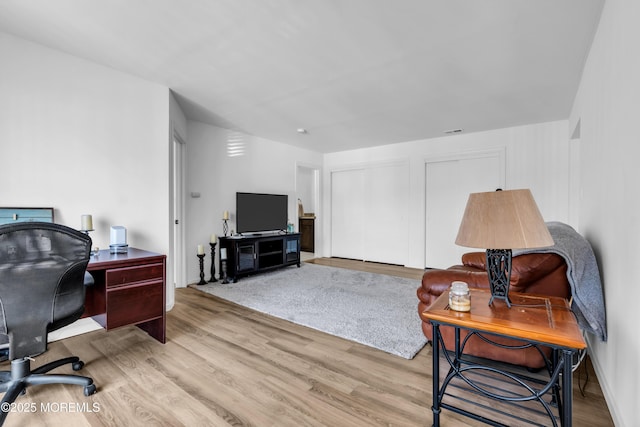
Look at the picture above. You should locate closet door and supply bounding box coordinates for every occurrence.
[364,162,408,265]
[331,162,409,265]
[331,169,365,260]
[425,152,504,269]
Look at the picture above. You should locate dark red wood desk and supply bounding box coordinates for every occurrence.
[84,248,166,343]
[422,288,586,427]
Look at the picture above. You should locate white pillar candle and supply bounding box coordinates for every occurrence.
[197,244,204,255]
[223,211,230,220]
[81,214,93,230]
[210,233,217,243]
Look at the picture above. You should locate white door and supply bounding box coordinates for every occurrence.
[331,162,409,265]
[172,136,186,288]
[425,151,504,269]
[364,162,408,265]
[331,169,365,259]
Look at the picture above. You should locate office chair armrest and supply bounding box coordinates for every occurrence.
[84,271,95,286]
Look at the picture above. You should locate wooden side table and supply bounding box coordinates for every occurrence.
[421,288,586,427]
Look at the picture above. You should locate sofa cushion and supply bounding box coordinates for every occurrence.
[460,251,569,296]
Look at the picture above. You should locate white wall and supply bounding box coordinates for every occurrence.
[170,91,188,143]
[184,121,323,284]
[569,1,640,425]
[0,32,173,302]
[323,120,571,269]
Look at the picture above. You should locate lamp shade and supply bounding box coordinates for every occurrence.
[455,189,554,249]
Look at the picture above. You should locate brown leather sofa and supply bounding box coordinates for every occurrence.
[417,251,571,369]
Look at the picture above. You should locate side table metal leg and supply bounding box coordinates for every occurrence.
[562,349,573,427]
[432,323,441,427]
[454,327,461,369]
[551,349,561,409]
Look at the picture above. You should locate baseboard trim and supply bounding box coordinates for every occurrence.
[586,335,621,426]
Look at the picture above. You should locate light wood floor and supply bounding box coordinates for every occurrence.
[2,258,613,426]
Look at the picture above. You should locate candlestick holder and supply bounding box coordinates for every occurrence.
[223,219,229,237]
[80,229,99,256]
[197,254,207,285]
[208,242,218,282]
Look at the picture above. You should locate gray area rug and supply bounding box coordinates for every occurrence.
[195,263,427,359]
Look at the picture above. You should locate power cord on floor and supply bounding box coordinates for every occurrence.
[577,354,590,397]
[573,331,590,397]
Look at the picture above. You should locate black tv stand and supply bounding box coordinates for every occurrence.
[219,233,301,282]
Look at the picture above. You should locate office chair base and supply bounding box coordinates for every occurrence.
[0,356,97,424]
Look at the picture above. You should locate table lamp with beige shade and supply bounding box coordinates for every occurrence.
[455,189,554,307]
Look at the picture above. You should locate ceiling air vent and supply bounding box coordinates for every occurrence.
[444,128,464,134]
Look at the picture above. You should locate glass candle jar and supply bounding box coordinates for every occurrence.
[449,281,471,312]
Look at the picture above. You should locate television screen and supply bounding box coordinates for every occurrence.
[236,192,288,234]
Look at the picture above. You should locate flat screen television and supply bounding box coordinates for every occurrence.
[236,192,288,234]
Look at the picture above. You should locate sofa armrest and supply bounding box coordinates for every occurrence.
[418,266,490,308]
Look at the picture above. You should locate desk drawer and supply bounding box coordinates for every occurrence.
[106,280,164,329]
[106,263,164,287]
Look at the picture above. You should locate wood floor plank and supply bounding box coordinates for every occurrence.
[0,258,614,426]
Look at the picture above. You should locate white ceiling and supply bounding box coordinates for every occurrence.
[0,0,603,153]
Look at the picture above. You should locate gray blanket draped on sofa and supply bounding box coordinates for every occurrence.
[514,221,607,341]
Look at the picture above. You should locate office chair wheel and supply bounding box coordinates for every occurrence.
[84,383,97,396]
[72,360,84,371]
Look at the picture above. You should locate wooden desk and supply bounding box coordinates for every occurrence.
[84,248,166,343]
[422,288,585,427]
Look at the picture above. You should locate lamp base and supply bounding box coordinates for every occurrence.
[485,248,512,308]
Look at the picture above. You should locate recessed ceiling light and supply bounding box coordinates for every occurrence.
[297,128,308,134]
[444,128,464,134]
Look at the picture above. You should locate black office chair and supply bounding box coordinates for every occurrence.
[0,222,97,424]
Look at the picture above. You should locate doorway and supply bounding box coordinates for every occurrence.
[296,163,320,260]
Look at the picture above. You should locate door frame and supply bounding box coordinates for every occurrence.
[171,132,187,292]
